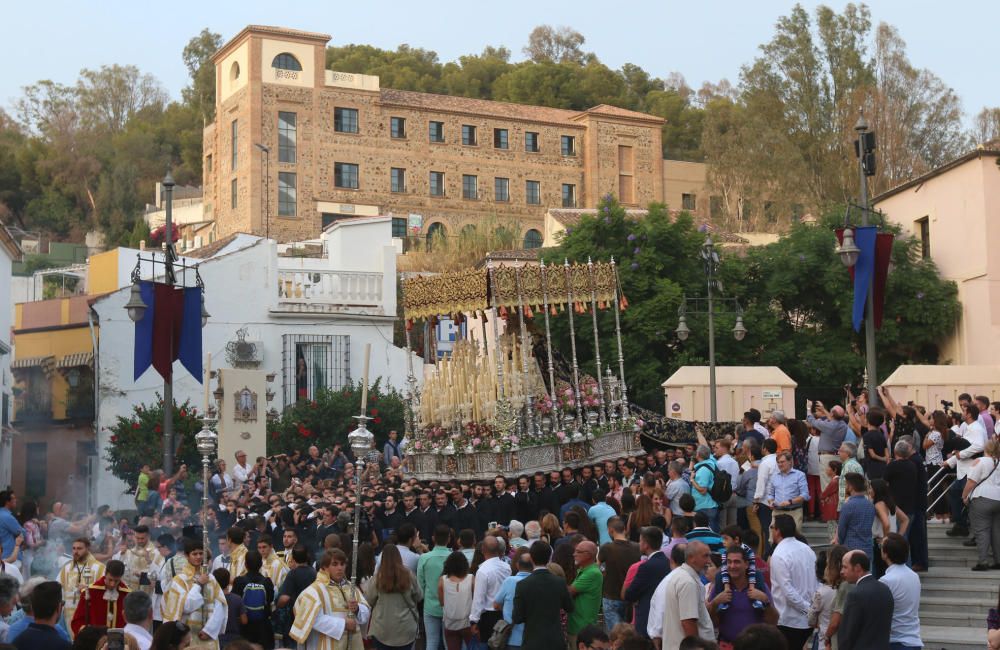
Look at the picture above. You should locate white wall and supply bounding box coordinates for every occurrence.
[0,245,14,489]
[92,234,418,509]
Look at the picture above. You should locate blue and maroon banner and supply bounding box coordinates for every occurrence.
[836,228,894,332]
[134,281,203,382]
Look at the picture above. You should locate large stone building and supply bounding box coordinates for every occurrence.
[202,25,667,247]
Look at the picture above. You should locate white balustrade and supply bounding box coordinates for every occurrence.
[276,269,383,308]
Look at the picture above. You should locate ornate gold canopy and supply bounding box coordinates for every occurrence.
[402,262,620,320]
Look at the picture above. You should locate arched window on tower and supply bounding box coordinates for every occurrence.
[272,53,302,71]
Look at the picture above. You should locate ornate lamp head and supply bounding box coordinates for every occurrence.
[195,426,218,457]
[348,419,375,460]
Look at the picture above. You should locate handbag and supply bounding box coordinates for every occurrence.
[487,618,513,650]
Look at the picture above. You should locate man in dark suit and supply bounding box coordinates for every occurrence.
[512,540,574,650]
[836,550,893,650]
[623,526,670,638]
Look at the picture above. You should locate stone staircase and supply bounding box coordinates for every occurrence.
[800,520,994,650]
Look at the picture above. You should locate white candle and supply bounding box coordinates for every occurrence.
[360,343,371,413]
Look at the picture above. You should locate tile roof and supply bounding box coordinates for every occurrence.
[184,233,242,259]
[580,104,665,123]
[379,89,583,125]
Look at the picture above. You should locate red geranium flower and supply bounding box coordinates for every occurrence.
[373,417,382,425]
[110,435,118,443]
[370,408,379,417]
[154,424,162,433]
[132,423,140,430]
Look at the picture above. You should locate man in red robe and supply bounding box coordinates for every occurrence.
[71,559,130,634]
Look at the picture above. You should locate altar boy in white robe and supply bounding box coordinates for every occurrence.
[162,538,228,649]
[291,548,370,650]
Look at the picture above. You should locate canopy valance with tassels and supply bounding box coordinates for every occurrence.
[402,261,624,320]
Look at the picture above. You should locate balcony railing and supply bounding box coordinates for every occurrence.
[276,269,383,309]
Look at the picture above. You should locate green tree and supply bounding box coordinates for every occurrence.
[105,397,204,490]
[644,89,704,161]
[441,47,512,99]
[714,210,960,392]
[269,380,405,455]
[542,197,705,408]
[76,64,168,134]
[523,25,587,64]
[181,29,223,124]
[326,44,444,93]
[546,197,960,410]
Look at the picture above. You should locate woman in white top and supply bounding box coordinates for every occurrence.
[438,550,475,650]
[962,438,1000,571]
[925,411,951,523]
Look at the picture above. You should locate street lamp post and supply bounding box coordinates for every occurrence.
[675,236,747,422]
[124,170,210,477]
[836,114,879,407]
[254,144,270,240]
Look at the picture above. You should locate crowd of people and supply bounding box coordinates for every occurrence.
[0,389,997,650]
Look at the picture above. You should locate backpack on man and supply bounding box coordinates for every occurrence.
[696,460,733,504]
[242,580,270,622]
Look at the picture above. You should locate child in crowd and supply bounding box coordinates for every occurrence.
[820,460,842,542]
[213,567,247,648]
[809,548,837,650]
[662,518,690,557]
[716,526,764,610]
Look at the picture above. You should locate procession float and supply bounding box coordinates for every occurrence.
[400,257,651,481]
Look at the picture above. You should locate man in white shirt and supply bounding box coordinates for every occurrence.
[963,440,1000,569]
[752,438,779,557]
[945,403,987,537]
[230,450,252,488]
[768,513,816,650]
[714,438,740,529]
[879,533,921,649]
[123,590,154,650]
[647,540,714,648]
[470,536,511,644]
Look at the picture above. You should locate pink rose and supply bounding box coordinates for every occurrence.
[472,437,482,446]
[556,431,566,440]
[414,441,423,450]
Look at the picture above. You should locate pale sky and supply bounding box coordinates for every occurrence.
[3,0,997,123]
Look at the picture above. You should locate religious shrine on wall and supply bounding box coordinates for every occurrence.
[399,258,647,481]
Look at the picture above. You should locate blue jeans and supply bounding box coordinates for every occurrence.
[947,476,968,528]
[424,613,444,650]
[602,598,628,631]
[699,507,720,532]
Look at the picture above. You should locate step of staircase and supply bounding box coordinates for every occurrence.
[798,519,992,650]
[919,595,993,615]
[921,625,988,650]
